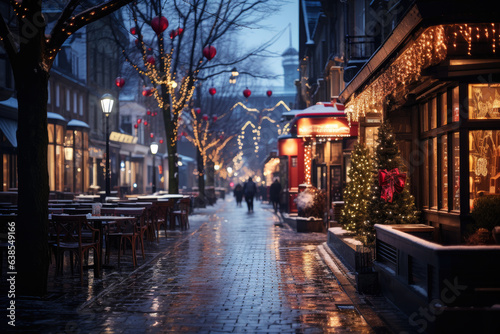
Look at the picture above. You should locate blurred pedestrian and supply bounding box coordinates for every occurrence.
[234,184,243,207]
[243,177,257,212]
[269,178,282,213]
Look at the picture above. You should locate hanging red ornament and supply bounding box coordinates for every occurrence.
[212,115,218,122]
[209,87,216,96]
[115,77,125,88]
[144,121,148,126]
[159,139,164,144]
[177,28,184,36]
[130,27,137,35]
[150,132,154,138]
[153,112,158,116]
[146,55,156,65]
[151,16,168,34]
[202,45,217,60]
[266,90,272,97]
[195,108,201,114]
[169,30,177,39]
[134,124,138,129]
[202,114,209,121]
[142,89,149,96]
[378,168,406,203]
[243,88,251,98]
[137,119,142,124]
[146,110,151,116]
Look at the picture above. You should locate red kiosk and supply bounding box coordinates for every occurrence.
[278,102,358,214]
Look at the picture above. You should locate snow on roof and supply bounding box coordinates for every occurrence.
[67,119,90,129]
[47,112,67,122]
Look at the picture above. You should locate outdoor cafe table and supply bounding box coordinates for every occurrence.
[49,215,134,278]
[136,194,184,201]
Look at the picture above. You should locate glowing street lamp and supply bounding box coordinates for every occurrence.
[150,142,159,193]
[101,94,114,197]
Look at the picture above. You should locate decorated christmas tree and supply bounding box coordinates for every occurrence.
[340,143,373,234]
[361,122,419,245]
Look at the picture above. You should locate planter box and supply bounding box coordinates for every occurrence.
[296,217,324,233]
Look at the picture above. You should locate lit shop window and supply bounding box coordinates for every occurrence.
[469,130,500,207]
[469,84,500,119]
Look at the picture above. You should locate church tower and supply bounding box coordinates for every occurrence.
[281,24,299,93]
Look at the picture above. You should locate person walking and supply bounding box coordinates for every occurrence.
[233,184,243,207]
[269,178,282,213]
[243,177,257,212]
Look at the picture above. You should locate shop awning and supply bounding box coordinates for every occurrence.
[0,118,17,147]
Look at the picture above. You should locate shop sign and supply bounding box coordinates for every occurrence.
[110,131,138,144]
[296,117,351,137]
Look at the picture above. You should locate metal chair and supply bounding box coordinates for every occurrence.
[170,197,191,230]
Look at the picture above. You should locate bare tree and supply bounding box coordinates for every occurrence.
[0,0,135,296]
[118,0,279,194]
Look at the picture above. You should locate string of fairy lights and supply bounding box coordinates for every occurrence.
[345,23,500,123]
[233,101,290,154]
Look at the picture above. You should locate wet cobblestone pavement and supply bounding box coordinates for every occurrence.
[2,198,385,333]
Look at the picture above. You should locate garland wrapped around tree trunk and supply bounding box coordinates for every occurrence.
[361,121,419,245]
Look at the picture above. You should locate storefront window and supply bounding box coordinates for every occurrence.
[421,103,429,132]
[452,87,460,122]
[440,92,447,126]
[440,134,448,210]
[330,142,342,164]
[47,123,65,192]
[452,133,460,210]
[423,140,429,208]
[64,127,89,193]
[431,137,438,209]
[430,98,437,130]
[469,130,500,207]
[469,84,500,119]
[365,127,378,152]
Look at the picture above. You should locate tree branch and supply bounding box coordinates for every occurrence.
[48,0,135,56]
[0,10,18,61]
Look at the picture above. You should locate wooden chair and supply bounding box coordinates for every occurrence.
[105,207,146,267]
[170,197,191,230]
[151,200,174,242]
[50,214,100,284]
[63,207,93,215]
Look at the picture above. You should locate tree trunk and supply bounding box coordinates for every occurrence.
[15,63,50,296]
[196,148,206,206]
[162,93,179,194]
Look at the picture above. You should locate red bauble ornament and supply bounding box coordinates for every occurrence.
[142,87,154,96]
[151,16,168,34]
[209,87,216,96]
[212,115,218,122]
[169,30,177,39]
[266,90,272,97]
[150,132,154,138]
[243,88,251,98]
[144,121,148,126]
[146,55,155,65]
[202,114,209,121]
[153,112,158,116]
[146,110,151,116]
[137,119,142,124]
[177,28,184,36]
[195,108,201,114]
[134,124,138,129]
[130,27,137,35]
[159,139,164,144]
[115,77,125,88]
[202,45,217,60]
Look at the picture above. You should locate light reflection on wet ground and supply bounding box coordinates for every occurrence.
[1,199,376,333]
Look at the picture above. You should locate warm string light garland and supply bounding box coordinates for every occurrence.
[304,143,312,185]
[346,23,500,123]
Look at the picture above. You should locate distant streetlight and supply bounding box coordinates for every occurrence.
[101,94,114,197]
[214,164,220,171]
[150,141,159,193]
[227,166,233,174]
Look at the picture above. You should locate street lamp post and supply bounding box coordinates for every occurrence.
[101,94,114,198]
[150,142,159,194]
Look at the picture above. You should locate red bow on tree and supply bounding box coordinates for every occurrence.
[378,168,406,202]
